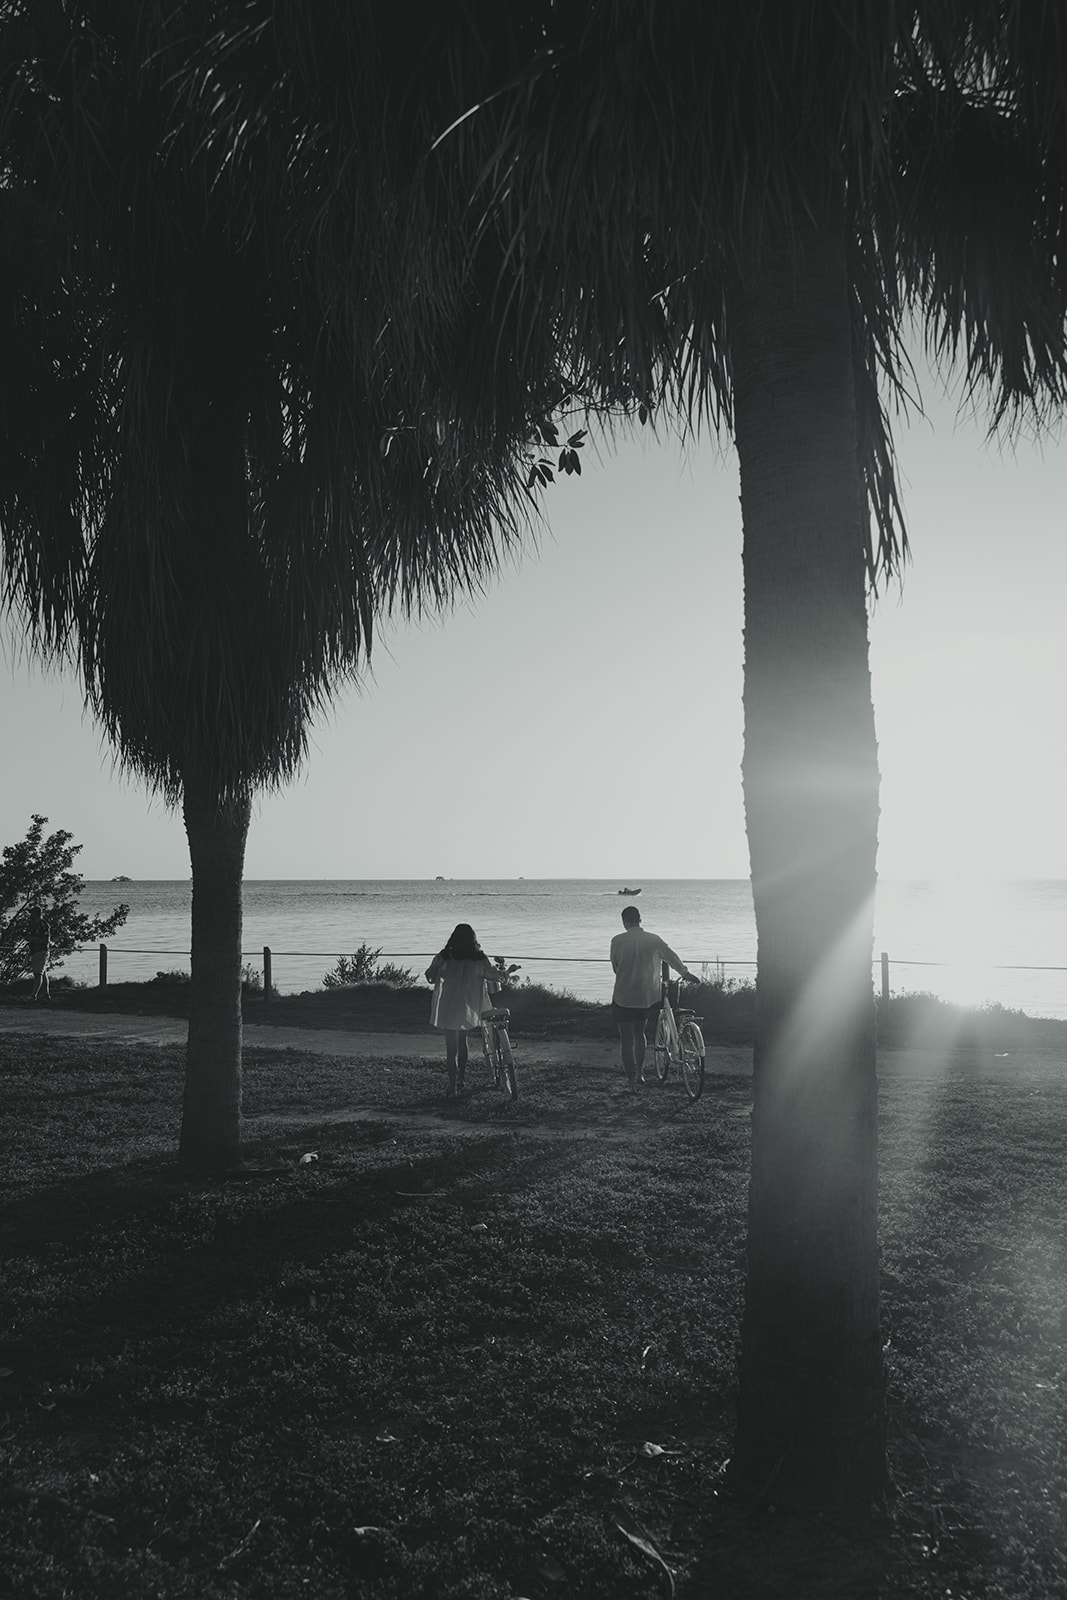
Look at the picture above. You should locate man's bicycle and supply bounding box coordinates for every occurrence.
[481,1006,518,1099]
[652,964,706,1100]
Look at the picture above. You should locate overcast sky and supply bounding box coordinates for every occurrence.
[2,377,1065,883]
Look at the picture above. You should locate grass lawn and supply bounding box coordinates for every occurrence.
[1,1027,1065,1597]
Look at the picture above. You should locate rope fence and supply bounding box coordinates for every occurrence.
[65,944,1067,1008]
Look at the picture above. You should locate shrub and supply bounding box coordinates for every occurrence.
[688,971,757,1041]
[322,942,418,989]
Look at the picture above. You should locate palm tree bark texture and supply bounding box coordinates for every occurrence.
[727,218,885,1507]
[179,774,251,1174]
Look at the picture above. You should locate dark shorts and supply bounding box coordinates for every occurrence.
[612,1001,653,1027]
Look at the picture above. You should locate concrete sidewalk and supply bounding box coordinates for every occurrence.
[0,1001,756,1074]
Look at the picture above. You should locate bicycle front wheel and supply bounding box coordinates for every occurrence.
[680,1021,705,1101]
[498,1031,518,1099]
[653,1011,671,1081]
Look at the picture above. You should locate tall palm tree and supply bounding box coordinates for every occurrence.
[0,2,565,1173]
[418,0,1067,1506]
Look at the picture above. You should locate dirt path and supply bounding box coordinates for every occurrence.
[0,1002,754,1074]
[1,1001,1061,1084]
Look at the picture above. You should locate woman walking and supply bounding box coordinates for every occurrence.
[425,924,498,1097]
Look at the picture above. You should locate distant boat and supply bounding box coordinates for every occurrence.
[435,875,445,881]
[111,875,132,882]
[618,886,642,895]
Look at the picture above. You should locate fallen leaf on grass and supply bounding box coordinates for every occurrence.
[610,1506,675,1597]
[532,1544,568,1582]
[636,1441,682,1458]
[298,1152,318,1165]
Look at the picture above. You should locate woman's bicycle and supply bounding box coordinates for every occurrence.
[481,1006,518,1099]
[653,965,706,1100]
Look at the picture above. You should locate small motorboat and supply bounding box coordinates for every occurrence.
[618,886,642,895]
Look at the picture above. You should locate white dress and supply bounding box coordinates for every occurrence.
[425,954,496,1032]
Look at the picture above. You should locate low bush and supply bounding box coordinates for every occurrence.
[322,942,419,990]
[875,989,1057,1049]
[687,973,757,1042]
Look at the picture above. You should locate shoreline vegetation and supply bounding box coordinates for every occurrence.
[4,968,1067,1055]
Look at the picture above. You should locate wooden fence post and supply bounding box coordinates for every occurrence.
[99,943,107,989]
[263,946,272,1002]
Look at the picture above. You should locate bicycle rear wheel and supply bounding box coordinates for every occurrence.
[497,1030,518,1098]
[679,1021,705,1100]
[653,1011,671,1081]
[482,1023,497,1085]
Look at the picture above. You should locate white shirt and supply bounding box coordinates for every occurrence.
[610,926,686,1009]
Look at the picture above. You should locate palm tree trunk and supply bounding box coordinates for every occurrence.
[178,771,251,1173]
[726,218,886,1509]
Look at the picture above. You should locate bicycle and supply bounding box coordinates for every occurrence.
[481,1005,518,1099]
[652,964,706,1100]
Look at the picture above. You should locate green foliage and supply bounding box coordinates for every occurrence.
[491,954,522,989]
[685,971,757,1043]
[322,942,418,990]
[525,423,586,492]
[0,815,128,985]
[875,989,1053,1050]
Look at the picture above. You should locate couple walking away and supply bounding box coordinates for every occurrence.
[425,907,698,1097]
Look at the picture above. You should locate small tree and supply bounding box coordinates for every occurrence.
[0,815,129,985]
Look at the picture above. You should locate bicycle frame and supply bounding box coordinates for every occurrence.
[654,980,683,1064]
[653,964,706,1100]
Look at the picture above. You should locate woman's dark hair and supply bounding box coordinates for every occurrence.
[442,923,485,961]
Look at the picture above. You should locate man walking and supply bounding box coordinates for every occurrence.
[610,905,698,1091]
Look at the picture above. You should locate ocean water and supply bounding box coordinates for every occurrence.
[66,877,1067,1019]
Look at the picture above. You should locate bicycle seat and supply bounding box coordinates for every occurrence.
[482,1007,511,1022]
